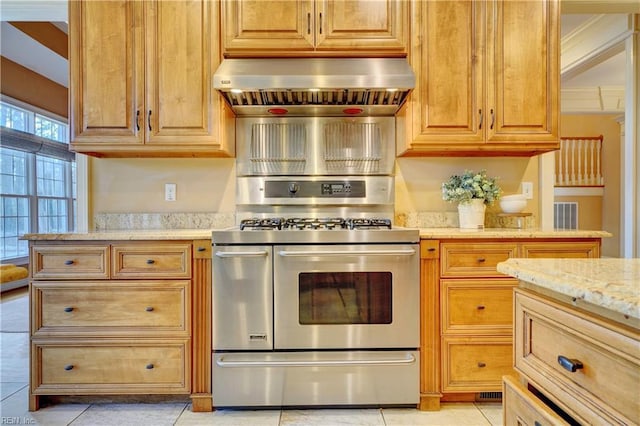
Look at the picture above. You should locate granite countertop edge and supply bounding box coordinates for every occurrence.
[497,258,640,321]
[417,228,611,239]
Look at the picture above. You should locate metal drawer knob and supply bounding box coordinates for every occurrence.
[64,260,74,265]
[146,259,155,264]
[558,355,583,373]
[477,257,486,263]
[477,305,485,310]
[427,247,436,252]
[64,307,74,313]
[477,362,486,368]
[64,364,74,371]
[197,247,206,252]
[146,364,154,369]
[145,306,154,312]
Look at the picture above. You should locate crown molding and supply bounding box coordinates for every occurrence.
[561,86,625,114]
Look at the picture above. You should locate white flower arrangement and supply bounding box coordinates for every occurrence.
[442,169,501,205]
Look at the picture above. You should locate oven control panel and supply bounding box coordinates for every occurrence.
[265,180,365,198]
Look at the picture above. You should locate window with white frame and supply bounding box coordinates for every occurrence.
[1,100,76,263]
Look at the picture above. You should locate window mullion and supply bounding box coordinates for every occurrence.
[28,152,38,233]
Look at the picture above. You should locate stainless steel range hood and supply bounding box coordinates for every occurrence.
[213,58,415,116]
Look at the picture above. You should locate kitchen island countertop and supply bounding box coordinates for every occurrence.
[498,258,640,325]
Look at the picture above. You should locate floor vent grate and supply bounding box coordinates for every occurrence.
[477,392,502,401]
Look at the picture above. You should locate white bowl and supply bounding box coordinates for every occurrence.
[499,194,527,213]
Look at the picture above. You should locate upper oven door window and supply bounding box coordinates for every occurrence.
[299,272,392,325]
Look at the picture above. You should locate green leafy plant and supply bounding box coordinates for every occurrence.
[442,169,501,205]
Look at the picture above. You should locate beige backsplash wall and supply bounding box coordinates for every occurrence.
[89,155,539,227]
[89,157,236,221]
[394,156,539,219]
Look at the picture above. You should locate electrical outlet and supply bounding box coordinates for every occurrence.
[165,183,177,201]
[522,182,533,199]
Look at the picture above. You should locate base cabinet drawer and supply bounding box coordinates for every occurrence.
[441,279,517,334]
[503,376,570,426]
[32,281,190,336]
[111,244,191,279]
[31,245,109,279]
[515,290,639,424]
[32,340,190,394]
[441,337,514,392]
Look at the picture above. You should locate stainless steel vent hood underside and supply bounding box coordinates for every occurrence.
[213,58,415,117]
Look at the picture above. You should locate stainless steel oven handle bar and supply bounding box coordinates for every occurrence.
[278,249,416,257]
[216,353,416,368]
[215,250,269,258]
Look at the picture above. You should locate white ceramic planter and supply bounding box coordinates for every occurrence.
[458,198,486,230]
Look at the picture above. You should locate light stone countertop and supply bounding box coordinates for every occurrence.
[21,229,219,241]
[498,258,640,323]
[22,227,610,241]
[418,228,610,239]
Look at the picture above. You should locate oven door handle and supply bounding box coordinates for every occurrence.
[215,250,269,258]
[216,353,416,367]
[278,249,416,257]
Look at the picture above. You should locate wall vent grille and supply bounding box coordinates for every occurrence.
[554,202,579,230]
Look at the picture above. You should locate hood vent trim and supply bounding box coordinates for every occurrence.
[214,58,415,117]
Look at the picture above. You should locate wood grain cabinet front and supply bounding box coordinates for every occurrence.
[513,288,640,425]
[27,239,210,411]
[31,281,190,337]
[222,0,408,57]
[31,244,109,280]
[69,0,233,157]
[32,340,190,394]
[399,0,559,156]
[419,237,602,411]
[502,375,570,426]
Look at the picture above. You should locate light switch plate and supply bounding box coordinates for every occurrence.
[522,182,533,199]
[165,183,177,201]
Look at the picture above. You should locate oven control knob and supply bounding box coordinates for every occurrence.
[288,182,300,195]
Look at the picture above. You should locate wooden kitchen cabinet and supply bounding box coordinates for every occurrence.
[69,0,234,157]
[419,237,601,411]
[221,0,408,57]
[399,0,559,156]
[28,239,213,412]
[509,288,639,424]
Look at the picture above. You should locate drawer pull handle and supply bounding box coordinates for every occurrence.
[146,363,154,369]
[477,305,485,310]
[534,422,542,426]
[64,364,74,371]
[477,362,486,368]
[197,247,206,252]
[477,257,486,263]
[146,259,155,264]
[64,260,74,265]
[558,355,583,373]
[427,247,436,252]
[145,306,154,312]
[64,307,74,313]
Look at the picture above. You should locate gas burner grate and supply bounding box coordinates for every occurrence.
[346,218,392,230]
[283,217,346,230]
[239,218,284,230]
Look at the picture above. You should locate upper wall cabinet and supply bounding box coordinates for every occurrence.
[69,1,234,157]
[222,0,408,57]
[398,0,560,157]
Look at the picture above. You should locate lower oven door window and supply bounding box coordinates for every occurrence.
[299,272,392,325]
[274,244,419,350]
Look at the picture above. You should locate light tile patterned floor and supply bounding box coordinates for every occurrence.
[1,288,503,425]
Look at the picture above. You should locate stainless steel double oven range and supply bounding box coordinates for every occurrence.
[212,116,419,408]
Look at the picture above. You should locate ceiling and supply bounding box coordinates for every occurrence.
[0,1,637,105]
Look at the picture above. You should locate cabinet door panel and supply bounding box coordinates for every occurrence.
[146,0,220,144]
[69,1,143,144]
[315,0,407,52]
[487,0,559,142]
[411,0,483,143]
[222,0,315,53]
